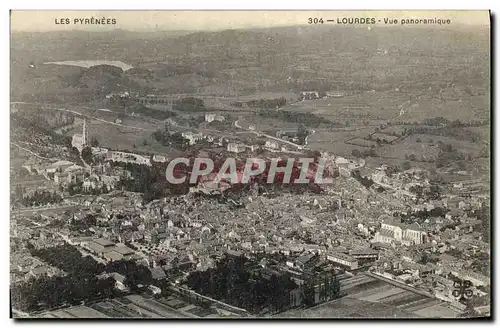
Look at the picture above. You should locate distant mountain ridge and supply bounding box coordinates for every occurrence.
[10,25,489,103]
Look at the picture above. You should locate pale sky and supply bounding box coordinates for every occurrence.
[11,10,490,32]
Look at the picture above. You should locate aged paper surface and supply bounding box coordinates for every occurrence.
[10,10,490,319]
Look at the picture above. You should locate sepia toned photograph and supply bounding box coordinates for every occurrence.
[9,10,491,319]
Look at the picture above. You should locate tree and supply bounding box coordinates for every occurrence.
[364,148,377,158]
[427,185,441,200]
[81,146,93,164]
[297,125,308,143]
[301,280,316,307]
[351,149,362,158]
[402,161,411,170]
[409,185,423,198]
[419,253,431,264]
[20,190,62,207]
[90,137,99,147]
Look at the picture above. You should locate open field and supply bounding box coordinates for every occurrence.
[283,91,406,121]
[280,90,489,129]
[394,95,490,124]
[37,294,221,319]
[466,126,491,142]
[410,134,485,155]
[376,137,440,161]
[307,128,375,156]
[346,138,379,148]
[277,273,461,319]
[63,118,164,154]
[237,116,302,133]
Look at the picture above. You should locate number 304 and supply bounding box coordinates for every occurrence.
[308,18,324,24]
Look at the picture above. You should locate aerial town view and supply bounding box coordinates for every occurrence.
[9,10,491,319]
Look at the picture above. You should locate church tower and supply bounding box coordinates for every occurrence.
[82,119,88,147]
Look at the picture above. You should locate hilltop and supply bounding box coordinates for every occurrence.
[10,26,490,107]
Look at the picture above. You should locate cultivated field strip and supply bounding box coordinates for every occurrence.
[356,286,406,302]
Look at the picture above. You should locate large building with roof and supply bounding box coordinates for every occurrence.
[374,216,426,246]
[326,252,359,270]
[72,119,89,153]
[83,238,136,262]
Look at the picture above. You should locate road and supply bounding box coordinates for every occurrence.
[13,102,157,132]
[11,204,77,215]
[234,120,304,150]
[11,142,52,160]
[47,107,156,132]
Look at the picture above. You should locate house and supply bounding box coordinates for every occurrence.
[103,251,124,262]
[265,140,279,150]
[153,155,167,163]
[299,91,320,100]
[413,263,436,278]
[107,151,152,166]
[205,113,217,122]
[181,132,204,145]
[374,216,425,246]
[148,285,162,295]
[54,172,69,185]
[326,252,359,270]
[104,244,135,261]
[294,253,319,270]
[395,273,413,283]
[348,248,380,263]
[445,209,465,219]
[227,143,246,153]
[205,113,225,123]
[46,160,75,174]
[110,272,128,291]
[85,238,116,255]
[335,157,350,166]
[276,128,300,139]
[65,165,86,184]
[100,175,120,190]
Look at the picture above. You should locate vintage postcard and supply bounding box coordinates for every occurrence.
[10,10,491,319]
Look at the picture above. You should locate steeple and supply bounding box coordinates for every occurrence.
[82,119,88,147]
